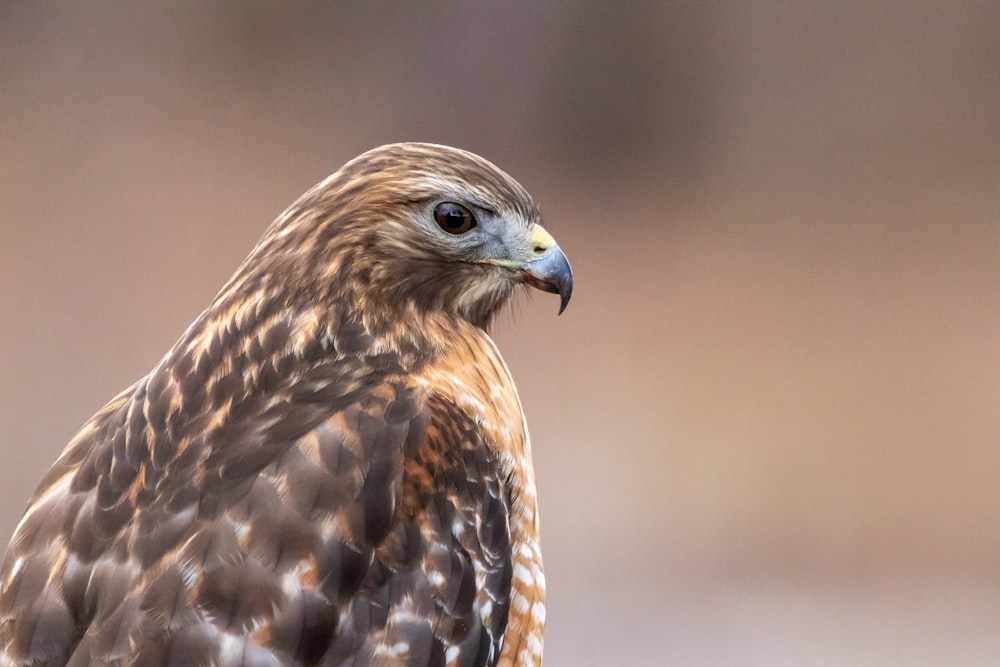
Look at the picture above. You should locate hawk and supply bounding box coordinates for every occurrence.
[0,143,572,667]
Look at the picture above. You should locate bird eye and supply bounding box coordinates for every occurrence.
[433,202,477,235]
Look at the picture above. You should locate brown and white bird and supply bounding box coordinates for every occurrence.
[0,143,571,667]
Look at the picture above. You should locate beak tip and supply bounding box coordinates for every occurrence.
[557,287,571,315]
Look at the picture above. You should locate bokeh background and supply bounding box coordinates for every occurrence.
[2,3,999,664]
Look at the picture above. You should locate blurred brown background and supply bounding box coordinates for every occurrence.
[2,3,999,664]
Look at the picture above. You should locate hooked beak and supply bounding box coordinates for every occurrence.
[523,242,573,315]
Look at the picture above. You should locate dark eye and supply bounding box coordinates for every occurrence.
[433,202,477,235]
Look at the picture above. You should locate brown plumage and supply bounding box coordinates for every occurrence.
[0,143,572,667]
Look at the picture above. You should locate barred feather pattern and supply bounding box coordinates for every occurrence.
[0,143,554,667]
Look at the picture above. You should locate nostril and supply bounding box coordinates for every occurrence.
[533,245,547,254]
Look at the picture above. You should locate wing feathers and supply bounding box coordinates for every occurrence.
[13,587,75,663]
[3,367,516,666]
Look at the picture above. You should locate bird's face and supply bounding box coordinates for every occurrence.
[393,183,572,322]
[338,144,573,329]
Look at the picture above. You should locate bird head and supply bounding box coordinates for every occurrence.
[242,143,572,332]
